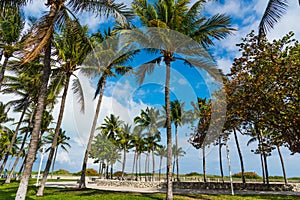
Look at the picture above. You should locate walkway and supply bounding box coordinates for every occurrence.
[45,181,300,196]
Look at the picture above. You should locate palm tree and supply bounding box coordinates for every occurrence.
[170,100,191,181]
[259,0,300,38]
[233,128,246,184]
[216,136,225,183]
[155,145,167,181]
[78,28,135,188]
[135,107,162,181]
[0,60,43,177]
[116,123,134,179]
[0,6,24,88]
[189,98,213,183]
[43,129,71,179]
[100,114,124,140]
[131,126,146,180]
[0,0,132,198]
[132,0,234,198]
[4,109,34,184]
[172,145,186,179]
[36,19,89,196]
[0,102,14,173]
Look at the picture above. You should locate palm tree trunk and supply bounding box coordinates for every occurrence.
[260,148,266,184]
[79,75,107,188]
[0,55,9,89]
[15,40,52,200]
[159,156,162,181]
[203,145,207,183]
[132,150,136,179]
[277,145,287,184]
[0,102,28,174]
[37,74,71,196]
[225,137,234,195]
[259,129,269,185]
[106,162,109,179]
[5,131,29,184]
[175,125,180,182]
[139,153,142,181]
[98,162,101,177]
[110,164,113,179]
[122,146,126,179]
[135,150,138,180]
[100,160,105,179]
[152,147,155,181]
[144,154,148,181]
[233,129,246,184]
[263,152,269,184]
[165,59,173,200]
[18,155,27,176]
[51,147,58,179]
[218,137,224,183]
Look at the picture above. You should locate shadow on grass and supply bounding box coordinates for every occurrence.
[60,188,164,200]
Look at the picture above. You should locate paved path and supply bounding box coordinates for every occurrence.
[45,181,300,196]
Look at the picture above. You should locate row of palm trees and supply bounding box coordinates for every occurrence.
[0,0,297,199]
[89,109,187,182]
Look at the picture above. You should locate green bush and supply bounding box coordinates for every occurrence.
[269,176,283,179]
[54,169,71,175]
[185,172,202,177]
[113,171,126,177]
[232,172,261,179]
[73,168,99,176]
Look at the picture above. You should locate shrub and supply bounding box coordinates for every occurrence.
[73,168,99,176]
[232,172,261,179]
[269,176,283,179]
[54,169,71,175]
[86,168,99,176]
[185,172,202,177]
[113,171,126,177]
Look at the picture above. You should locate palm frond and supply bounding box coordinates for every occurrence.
[247,137,258,146]
[72,77,85,113]
[192,14,236,47]
[80,65,102,78]
[68,0,134,25]
[258,0,288,38]
[135,56,163,85]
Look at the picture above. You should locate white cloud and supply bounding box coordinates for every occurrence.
[216,57,233,74]
[177,78,188,86]
[23,0,48,17]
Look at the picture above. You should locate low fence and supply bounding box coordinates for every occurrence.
[95,179,300,192]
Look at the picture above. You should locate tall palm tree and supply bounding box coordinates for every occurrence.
[131,126,146,180]
[172,145,185,178]
[116,123,134,179]
[79,30,135,187]
[0,59,43,176]
[135,107,162,181]
[132,0,234,198]
[4,109,34,184]
[0,102,13,172]
[189,98,213,183]
[100,114,124,140]
[36,19,89,196]
[259,0,300,38]
[43,129,71,179]
[0,6,24,88]
[155,145,167,181]
[0,1,133,198]
[170,100,191,181]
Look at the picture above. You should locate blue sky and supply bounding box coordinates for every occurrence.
[1,0,300,177]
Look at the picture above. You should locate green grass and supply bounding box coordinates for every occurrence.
[1,179,300,200]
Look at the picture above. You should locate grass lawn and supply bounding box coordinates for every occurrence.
[1,179,299,200]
